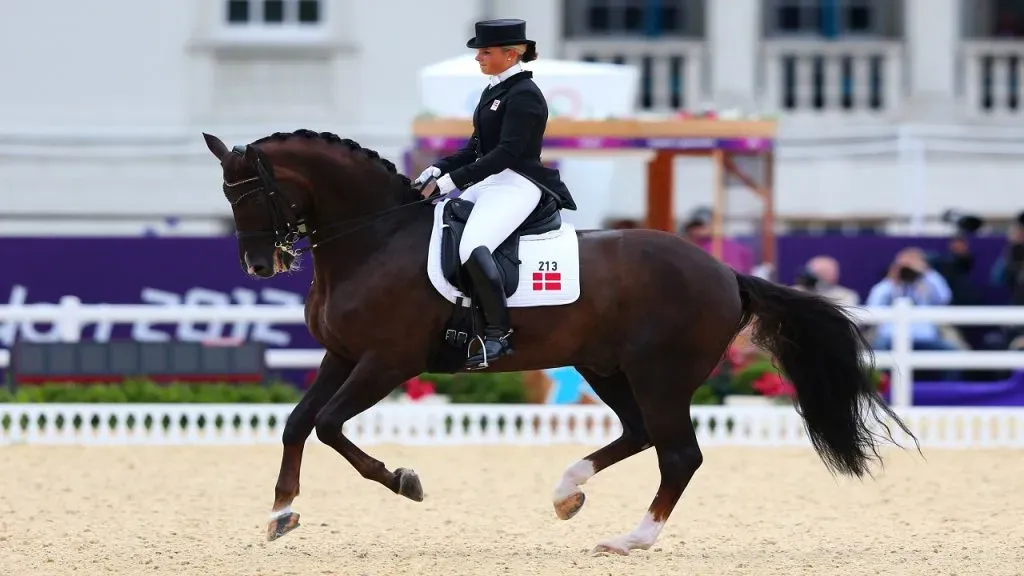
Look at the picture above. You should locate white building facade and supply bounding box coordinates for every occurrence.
[1,0,1022,235]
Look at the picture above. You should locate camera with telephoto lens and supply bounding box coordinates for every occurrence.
[795,267,819,289]
[941,209,984,235]
[897,265,922,284]
[1011,243,1024,263]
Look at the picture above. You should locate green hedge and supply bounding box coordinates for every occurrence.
[0,371,728,405]
[0,372,530,404]
[418,372,528,404]
[0,380,303,404]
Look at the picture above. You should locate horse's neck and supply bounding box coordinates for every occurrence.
[308,195,433,286]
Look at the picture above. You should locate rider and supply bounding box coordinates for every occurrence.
[413,18,577,370]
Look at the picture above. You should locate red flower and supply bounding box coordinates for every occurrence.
[878,372,891,394]
[403,376,435,401]
[752,372,796,398]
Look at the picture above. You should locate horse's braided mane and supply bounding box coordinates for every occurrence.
[253,129,419,202]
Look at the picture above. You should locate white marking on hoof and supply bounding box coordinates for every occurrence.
[268,504,292,521]
[552,459,595,503]
[591,512,664,556]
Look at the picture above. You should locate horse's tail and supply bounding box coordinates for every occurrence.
[733,272,918,478]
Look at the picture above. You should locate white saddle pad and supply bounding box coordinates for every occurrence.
[426,198,581,308]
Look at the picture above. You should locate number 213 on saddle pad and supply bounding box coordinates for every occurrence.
[426,197,581,308]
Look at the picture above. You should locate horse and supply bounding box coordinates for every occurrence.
[201,129,917,556]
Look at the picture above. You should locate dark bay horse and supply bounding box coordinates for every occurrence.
[202,129,916,555]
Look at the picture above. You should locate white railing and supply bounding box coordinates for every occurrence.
[562,39,706,112]
[1,299,1023,408]
[760,40,904,121]
[1,403,1021,448]
[961,40,1024,119]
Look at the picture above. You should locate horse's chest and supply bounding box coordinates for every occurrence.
[303,284,333,347]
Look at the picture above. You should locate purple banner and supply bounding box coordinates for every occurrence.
[774,234,1014,306]
[889,373,1024,406]
[1,238,318,355]
[414,136,773,152]
[1,235,1015,349]
[1,234,1018,393]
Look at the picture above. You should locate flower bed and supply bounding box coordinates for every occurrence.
[702,328,890,405]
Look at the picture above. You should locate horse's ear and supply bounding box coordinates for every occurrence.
[202,133,229,160]
[243,144,260,164]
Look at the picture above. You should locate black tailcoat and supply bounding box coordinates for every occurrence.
[433,70,577,211]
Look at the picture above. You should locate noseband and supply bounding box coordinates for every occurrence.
[223,145,438,256]
[224,145,309,255]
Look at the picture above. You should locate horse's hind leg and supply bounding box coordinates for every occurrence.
[268,353,353,541]
[590,358,716,556]
[552,367,650,520]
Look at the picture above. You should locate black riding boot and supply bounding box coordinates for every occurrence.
[463,246,514,369]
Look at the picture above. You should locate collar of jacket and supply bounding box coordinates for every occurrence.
[489,62,523,87]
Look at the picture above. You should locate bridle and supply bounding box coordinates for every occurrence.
[223,145,440,256]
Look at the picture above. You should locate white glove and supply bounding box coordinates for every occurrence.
[413,165,441,186]
[436,173,457,195]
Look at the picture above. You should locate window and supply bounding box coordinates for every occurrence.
[225,0,322,26]
[764,0,897,38]
[564,0,704,38]
[992,0,1024,37]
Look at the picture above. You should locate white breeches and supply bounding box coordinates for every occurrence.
[457,169,542,264]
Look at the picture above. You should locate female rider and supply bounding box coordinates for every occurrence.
[413,18,577,370]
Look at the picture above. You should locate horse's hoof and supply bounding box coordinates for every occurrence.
[590,541,630,556]
[395,468,424,502]
[553,491,585,520]
[266,512,300,541]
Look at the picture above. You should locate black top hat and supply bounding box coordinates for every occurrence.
[467,19,535,49]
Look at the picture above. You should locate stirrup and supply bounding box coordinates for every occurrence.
[465,329,513,370]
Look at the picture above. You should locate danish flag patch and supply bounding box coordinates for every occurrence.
[532,272,561,291]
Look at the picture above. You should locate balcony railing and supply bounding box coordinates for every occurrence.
[562,39,706,113]
[961,40,1024,119]
[760,40,904,120]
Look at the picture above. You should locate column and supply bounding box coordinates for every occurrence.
[707,0,760,110]
[904,0,960,120]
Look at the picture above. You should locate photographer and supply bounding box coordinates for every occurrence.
[991,212,1024,307]
[865,247,961,380]
[792,255,859,307]
[991,212,1024,348]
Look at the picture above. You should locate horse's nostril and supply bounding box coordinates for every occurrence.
[249,263,271,276]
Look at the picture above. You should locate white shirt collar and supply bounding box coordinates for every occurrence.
[489,62,523,87]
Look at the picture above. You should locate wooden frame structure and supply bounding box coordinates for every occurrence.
[410,118,778,267]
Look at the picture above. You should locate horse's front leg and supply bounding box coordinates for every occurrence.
[314,353,424,501]
[267,352,355,541]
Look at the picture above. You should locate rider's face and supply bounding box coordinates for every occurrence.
[475,47,515,76]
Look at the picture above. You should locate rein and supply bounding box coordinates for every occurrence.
[224,145,441,256]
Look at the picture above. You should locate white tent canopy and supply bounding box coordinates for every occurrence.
[417,54,638,119]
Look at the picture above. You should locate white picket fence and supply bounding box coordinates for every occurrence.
[2,402,1022,449]
[1,298,1023,407]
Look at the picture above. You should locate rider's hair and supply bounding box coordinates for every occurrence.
[506,43,538,63]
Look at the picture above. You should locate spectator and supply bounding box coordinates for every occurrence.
[930,234,984,306]
[990,212,1024,346]
[792,255,860,307]
[680,211,753,275]
[991,212,1024,307]
[865,247,961,380]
